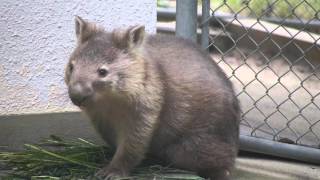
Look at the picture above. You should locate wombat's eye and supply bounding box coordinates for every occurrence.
[69,63,74,72]
[98,68,108,77]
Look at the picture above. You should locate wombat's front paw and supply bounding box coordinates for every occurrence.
[95,167,129,180]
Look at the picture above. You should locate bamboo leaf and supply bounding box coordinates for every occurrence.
[24,144,98,170]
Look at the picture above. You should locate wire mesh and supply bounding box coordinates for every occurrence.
[201,0,320,148]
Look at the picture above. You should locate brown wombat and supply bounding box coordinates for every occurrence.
[65,16,240,180]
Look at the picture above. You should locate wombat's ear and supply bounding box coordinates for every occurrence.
[128,25,145,48]
[112,25,145,50]
[74,16,97,43]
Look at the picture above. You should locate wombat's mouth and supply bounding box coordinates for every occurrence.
[70,94,92,107]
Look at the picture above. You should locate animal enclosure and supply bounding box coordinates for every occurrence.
[205,0,319,148]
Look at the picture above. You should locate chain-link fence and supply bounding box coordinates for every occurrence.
[199,0,320,149]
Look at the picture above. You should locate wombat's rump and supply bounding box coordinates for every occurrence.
[65,16,240,180]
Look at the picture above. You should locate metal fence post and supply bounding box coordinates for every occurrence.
[176,0,198,42]
[201,0,210,49]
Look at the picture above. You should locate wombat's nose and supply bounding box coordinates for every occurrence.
[68,83,92,106]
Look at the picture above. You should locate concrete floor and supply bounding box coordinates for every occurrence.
[0,112,319,179]
[234,153,320,180]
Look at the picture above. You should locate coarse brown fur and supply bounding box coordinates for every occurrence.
[65,16,240,180]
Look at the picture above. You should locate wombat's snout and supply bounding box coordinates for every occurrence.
[68,82,93,106]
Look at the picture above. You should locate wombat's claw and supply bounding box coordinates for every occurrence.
[94,169,104,177]
[95,168,127,180]
[104,173,122,180]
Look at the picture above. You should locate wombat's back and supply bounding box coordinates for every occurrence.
[146,35,234,93]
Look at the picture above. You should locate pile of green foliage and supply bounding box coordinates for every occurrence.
[0,135,204,180]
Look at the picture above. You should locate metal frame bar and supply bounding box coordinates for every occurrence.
[176,0,197,42]
[201,0,210,49]
[240,135,320,165]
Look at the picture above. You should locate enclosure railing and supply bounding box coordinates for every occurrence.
[172,0,320,164]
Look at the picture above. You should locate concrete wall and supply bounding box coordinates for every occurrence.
[0,0,156,115]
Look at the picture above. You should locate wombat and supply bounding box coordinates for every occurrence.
[65,16,240,180]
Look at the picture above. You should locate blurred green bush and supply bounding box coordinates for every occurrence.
[213,0,320,20]
[157,0,320,20]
